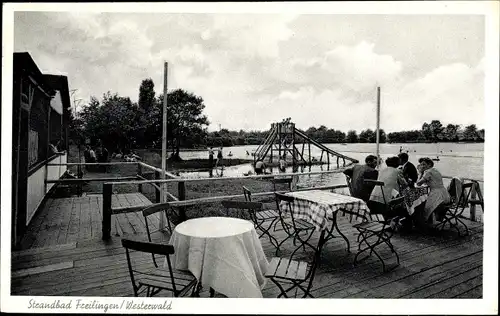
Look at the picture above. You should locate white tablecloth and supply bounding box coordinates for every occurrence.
[166,217,269,298]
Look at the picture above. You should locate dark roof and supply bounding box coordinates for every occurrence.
[43,74,71,111]
[14,52,55,96]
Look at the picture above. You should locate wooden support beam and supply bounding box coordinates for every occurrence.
[154,171,161,203]
[46,176,138,184]
[102,183,112,240]
[137,163,143,193]
[470,183,477,222]
[178,181,187,221]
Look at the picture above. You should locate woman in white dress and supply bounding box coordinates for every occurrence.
[415,157,450,223]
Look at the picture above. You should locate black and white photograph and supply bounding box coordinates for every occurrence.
[1,1,498,314]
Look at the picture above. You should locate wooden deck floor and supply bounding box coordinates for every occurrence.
[19,193,153,250]
[12,195,483,299]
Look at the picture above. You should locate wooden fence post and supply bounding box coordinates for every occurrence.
[155,170,161,203]
[178,181,187,221]
[102,183,113,240]
[77,166,83,197]
[137,163,143,193]
[469,182,477,222]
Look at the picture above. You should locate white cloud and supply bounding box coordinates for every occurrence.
[14,12,485,134]
[211,14,294,58]
[321,41,403,93]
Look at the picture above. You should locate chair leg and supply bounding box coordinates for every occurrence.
[333,218,350,252]
[270,278,289,298]
[209,287,215,297]
[354,231,392,272]
[275,234,294,256]
[290,229,316,259]
[256,219,280,251]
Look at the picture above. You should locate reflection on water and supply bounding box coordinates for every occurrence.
[179,162,357,188]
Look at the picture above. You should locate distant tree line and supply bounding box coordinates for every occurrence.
[69,78,484,156]
[205,120,484,147]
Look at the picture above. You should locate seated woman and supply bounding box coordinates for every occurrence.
[367,156,407,220]
[414,157,451,226]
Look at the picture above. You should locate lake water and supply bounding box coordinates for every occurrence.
[174,142,484,222]
[177,143,484,183]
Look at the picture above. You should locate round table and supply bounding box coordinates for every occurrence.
[167,217,269,298]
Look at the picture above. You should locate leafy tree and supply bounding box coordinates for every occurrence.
[157,89,210,160]
[359,129,376,143]
[80,92,139,152]
[478,129,485,141]
[429,120,444,142]
[462,124,479,142]
[136,79,157,147]
[346,130,358,143]
[138,78,156,111]
[444,124,460,142]
[421,122,433,142]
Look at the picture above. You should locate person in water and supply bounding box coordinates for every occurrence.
[255,160,266,175]
[278,155,287,172]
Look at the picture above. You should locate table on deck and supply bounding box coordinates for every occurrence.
[282,190,383,248]
[399,186,428,216]
[167,217,269,298]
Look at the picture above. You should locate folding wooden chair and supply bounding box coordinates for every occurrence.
[265,230,327,298]
[335,205,400,273]
[244,185,287,234]
[274,192,317,257]
[121,238,197,297]
[434,182,475,237]
[220,199,280,251]
[142,203,179,267]
[364,179,405,223]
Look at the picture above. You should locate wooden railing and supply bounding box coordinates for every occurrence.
[101,167,352,240]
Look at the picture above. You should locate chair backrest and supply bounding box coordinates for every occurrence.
[142,202,175,239]
[364,179,388,206]
[242,186,252,202]
[221,200,262,220]
[121,238,177,296]
[272,177,293,192]
[142,202,176,267]
[345,175,354,196]
[455,182,474,210]
[274,192,301,233]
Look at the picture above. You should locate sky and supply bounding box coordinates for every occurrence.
[13,11,486,133]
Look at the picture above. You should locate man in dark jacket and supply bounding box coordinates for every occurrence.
[398,152,418,187]
[343,155,379,202]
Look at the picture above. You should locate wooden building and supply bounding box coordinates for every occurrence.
[11,52,71,249]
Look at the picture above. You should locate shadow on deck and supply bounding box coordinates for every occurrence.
[11,195,483,298]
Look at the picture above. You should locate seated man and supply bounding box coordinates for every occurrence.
[398,152,418,188]
[343,155,379,202]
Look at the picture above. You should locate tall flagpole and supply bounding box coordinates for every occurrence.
[160,62,168,229]
[376,86,381,168]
